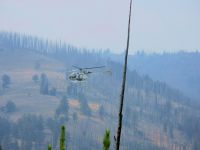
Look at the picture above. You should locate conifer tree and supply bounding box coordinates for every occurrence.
[60,125,66,150]
[48,144,52,150]
[55,96,69,120]
[103,129,110,150]
[40,73,49,95]
[1,74,11,89]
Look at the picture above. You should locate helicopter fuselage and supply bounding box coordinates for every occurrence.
[68,72,88,81]
[68,65,105,82]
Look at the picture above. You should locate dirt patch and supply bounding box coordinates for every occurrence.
[89,103,99,111]
[68,99,80,108]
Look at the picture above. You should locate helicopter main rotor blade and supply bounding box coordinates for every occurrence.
[72,65,82,70]
[72,65,105,70]
[82,66,105,69]
[89,69,112,75]
[67,69,78,73]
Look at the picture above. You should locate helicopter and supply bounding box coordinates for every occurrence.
[67,65,109,82]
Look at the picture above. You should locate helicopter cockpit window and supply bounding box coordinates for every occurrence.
[70,73,77,79]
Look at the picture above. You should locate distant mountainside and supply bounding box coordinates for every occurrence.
[0,31,199,150]
[110,52,200,101]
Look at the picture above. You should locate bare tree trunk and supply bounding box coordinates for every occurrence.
[115,0,133,150]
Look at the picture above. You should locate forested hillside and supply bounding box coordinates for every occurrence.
[0,32,200,150]
[110,51,200,101]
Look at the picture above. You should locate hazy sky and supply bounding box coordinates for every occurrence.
[0,0,200,53]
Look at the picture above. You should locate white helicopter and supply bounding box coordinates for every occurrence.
[67,65,110,82]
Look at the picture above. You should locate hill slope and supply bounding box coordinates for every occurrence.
[0,32,200,150]
[110,52,200,101]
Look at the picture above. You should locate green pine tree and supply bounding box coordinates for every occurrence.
[60,125,66,150]
[103,129,111,150]
[48,144,52,150]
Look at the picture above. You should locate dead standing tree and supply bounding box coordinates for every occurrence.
[115,0,133,150]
